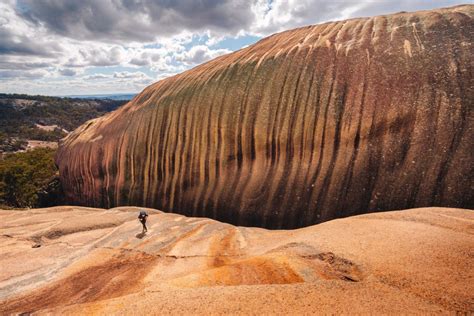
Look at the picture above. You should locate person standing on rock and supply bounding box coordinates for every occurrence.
[138,210,148,233]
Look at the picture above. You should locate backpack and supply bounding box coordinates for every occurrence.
[138,210,148,219]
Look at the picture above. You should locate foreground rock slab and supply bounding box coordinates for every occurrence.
[0,206,473,314]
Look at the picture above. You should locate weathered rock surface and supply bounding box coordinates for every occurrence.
[56,6,473,228]
[0,206,473,314]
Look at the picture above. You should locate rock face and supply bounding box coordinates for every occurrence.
[1,207,473,314]
[56,6,473,228]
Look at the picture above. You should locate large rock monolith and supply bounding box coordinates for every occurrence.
[56,5,473,228]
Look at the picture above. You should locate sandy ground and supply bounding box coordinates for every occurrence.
[0,206,473,314]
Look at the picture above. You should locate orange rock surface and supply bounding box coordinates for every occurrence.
[56,5,473,228]
[1,206,473,314]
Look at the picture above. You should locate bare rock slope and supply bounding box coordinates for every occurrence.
[57,6,473,228]
[0,206,473,314]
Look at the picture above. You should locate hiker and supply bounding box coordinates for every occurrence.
[138,210,148,233]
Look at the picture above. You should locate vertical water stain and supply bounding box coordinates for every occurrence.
[56,6,474,228]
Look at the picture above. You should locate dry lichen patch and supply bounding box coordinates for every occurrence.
[0,249,159,315]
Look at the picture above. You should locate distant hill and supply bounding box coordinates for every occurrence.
[0,93,127,153]
[62,93,136,101]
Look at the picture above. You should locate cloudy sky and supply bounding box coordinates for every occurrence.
[0,0,468,96]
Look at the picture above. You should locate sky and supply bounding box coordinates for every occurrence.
[0,0,469,96]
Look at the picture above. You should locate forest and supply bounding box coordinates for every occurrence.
[0,94,128,207]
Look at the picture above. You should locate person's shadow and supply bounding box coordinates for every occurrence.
[136,232,146,239]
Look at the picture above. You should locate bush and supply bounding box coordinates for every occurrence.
[0,148,59,208]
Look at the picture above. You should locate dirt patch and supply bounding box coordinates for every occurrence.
[170,254,304,287]
[0,249,158,315]
[27,140,58,150]
[169,247,364,288]
[207,228,242,268]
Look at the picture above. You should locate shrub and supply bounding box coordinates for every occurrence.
[0,148,58,208]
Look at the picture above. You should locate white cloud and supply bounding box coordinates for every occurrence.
[18,0,256,42]
[248,0,465,36]
[128,47,168,67]
[58,68,77,76]
[0,0,467,95]
[0,69,49,79]
[0,0,63,56]
[113,71,149,79]
[249,0,367,36]
[84,73,108,80]
[175,45,231,65]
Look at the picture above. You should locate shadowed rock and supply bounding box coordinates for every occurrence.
[56,5,473,228]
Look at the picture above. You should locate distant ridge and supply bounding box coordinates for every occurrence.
[0,93,127,153]
[61,93,136,101]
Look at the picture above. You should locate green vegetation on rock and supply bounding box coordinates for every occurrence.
[0,93,128,205]
[0,148,60,208]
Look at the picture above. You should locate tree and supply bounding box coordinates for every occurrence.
[0,148,58,208]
